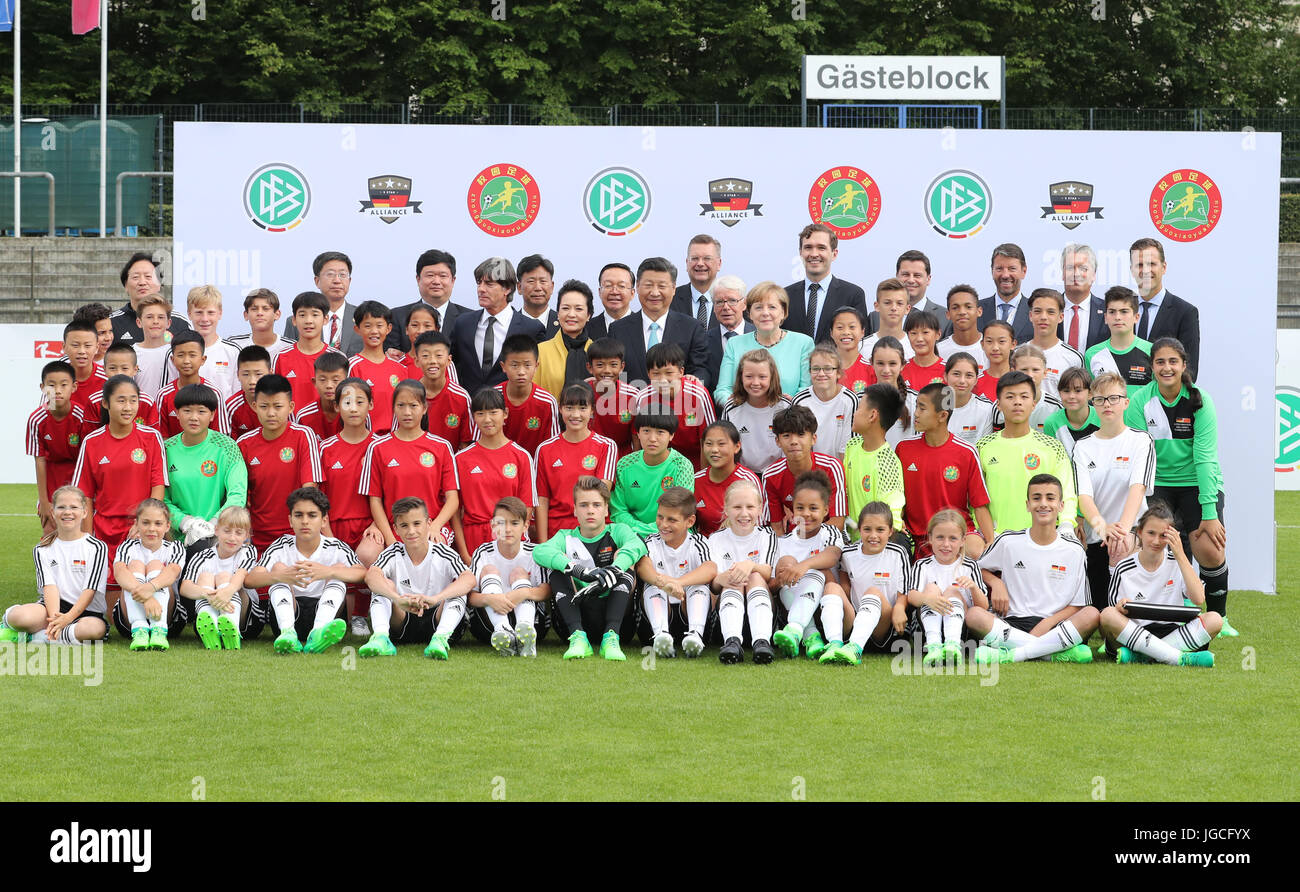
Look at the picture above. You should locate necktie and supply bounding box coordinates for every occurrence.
[1138,301,1152,340]
[648,322,661,348]
[807,282,822,334]
[697,295,709,327]
[481,316,496,370]
[1068,305,1081,350]
[999,302,1011,323]
[724,330,736,342]
[329,314,339,348]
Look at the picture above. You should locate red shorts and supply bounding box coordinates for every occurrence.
[94,519,133,587]
[460,521,493,558]
[330,517,372,551]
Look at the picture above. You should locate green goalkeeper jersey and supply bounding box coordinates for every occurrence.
[975,429,1077,534]
[163,430,248,534]
[1124,381,1223,520]
[842,435,905,539]
[609,448,696,537]
[533,523,648,574]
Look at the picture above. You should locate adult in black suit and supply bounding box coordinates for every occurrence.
[517,253,559,340]
[387,249,467,352]
[670,234,723,327]
[587,262,636,342]
[283,251,365,355]
[976,243,1035,343]
[869,249,952,339]
[1059,243,1108,352]
[451,257,546,397]
[110,252,193,343]
[1130,237,1201,380]
[608,257,712,391]
[783,222,868,343]
[702,274,755,387]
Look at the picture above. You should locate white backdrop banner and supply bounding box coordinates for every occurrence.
[173,123,1279,592]
[1,324,76,485]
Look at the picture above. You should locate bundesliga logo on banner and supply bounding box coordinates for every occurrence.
[699,179,764,228]
[1040,181,1104,229]
[359,175,423,224]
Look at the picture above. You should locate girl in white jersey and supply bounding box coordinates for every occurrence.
[180,505,258,651]
[823,502,913,665]
[721,349,791,475]
[708,479,778,665]
[870,336,915,448]
[790,343,858,462]
[771,470,847,661]
[944,352,994,444]
[906,509,988,665]
[113,498,185,652]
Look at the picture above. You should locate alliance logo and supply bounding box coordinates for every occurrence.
[359,175,423,224]
[467,163,541,237]
[699,178,763,228]
[808,166,881,240]
[1040,181,1103,230]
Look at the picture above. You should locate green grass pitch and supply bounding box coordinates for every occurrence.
[0,483,1294,802]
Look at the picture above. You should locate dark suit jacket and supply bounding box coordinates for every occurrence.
[671,283,719,327]
[976,295,1034,343]
[1056,295,1108,353]
[608,310,712,391]
[783,276,868,343]
[705,321,756,391]
[870,296,952,339]
[1145,291,1201,380]
[283,301,364,356]
[451,309,547,397]
[522,308,559,341]
[386,300,467,352]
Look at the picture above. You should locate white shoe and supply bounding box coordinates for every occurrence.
[653,630,676,658]
[515,622,537,657]
[349,617,370,637]
[681,631,704,658]
[490,628,517,656]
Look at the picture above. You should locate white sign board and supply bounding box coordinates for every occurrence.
[803,55,1003,101]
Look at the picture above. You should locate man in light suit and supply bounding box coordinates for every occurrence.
[283,251,364,355]
[871,249,952,339]
[976,243,1035,343]
[387,248,467,352]
[1130,237,1201,380]
[608,257,712,391]
[451,257,546,397]
[703,274,754,389]
[1059,243,1108,352]
[670,234,723,327]
[783,222,868,343]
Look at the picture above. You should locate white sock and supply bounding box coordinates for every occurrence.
[1162,618,1212,651]
[435,597,466,638]
[479,573,503,596]
[747,588,773,641]
[982,617,1037,648]
[59,625,84,645]
[315,588,344,631]
[1012,620,1082,662]
[487,606,511,632]
[644,587,669,636]
[224,592,241,619]
[197,603,219,623]
[144,569,162,582]
[2,605,16,627]
[31,629,49,643]
[514,599,535,628]
[269,584,296,635]
[784,572,822,636]
[941,598,965,644]
[1116,620,1183,665]
[369,596,393,634]
[919,607,942,646]
[718,588,744,640]
[123,590,150,632]
[819,593,844,643]
[685,586,709,636]
[849,593,883,649]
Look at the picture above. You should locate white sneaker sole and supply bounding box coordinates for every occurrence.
[682,634,703,658]
[653,632,675,658]
[490,629,517,656]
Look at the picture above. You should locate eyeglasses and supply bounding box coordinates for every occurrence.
[600,282,632,292]
[1089,394,1126,406]
[810,366,839,375]
[715,297,744,306]
[319,272,351,281]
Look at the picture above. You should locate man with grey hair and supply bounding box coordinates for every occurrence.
[671,234,723,326]
[704,274,754,387]
[1060,243,1107,351]
[451,256,546,395]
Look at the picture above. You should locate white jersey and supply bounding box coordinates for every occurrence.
[133,343,171,399]
[978,530,1088,619]
[776,523,846,563]
[183,542,258,583]
[644,531,712,579]
[862,333,915,361]
[707,525,778,574]
[114,538,187,572]
[34,535,109,613]
[885,387,918,449]
[908,554,987,608]
[1072,428,1156,545]
[225,333,295,364]
[723,397,791,475]
[260,534,360,599]
[948,393,995,444]
[841,542,913,608]
[470,540,544,588]
[159,339,242,401]
[993,393,1062,435]
[1108,551,1187,627]
[791,386,858,461]
[937,337,987,372]
[1038,341,1084,401]
[373,540,467,600]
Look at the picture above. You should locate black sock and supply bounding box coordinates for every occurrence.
[602,573,632,636]
[1200,562,1228,616]
[550,573,584,636]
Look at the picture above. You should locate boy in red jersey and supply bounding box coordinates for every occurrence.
[414,331,473,451]
[89,342,158,429]
[535,383,619,541]
[634,342,715,472]
[761,406,846,533]
[273,291,340,407]
[155,331,228,438]
[347,300,409,435]
[492,333,560,456]
[235,374,322,553]
[895,381,995,559]
[451,388,536,563]
[61,319,107,417]
[295,351,349,440]
[585,337,638,457]
[27,361,92,534]
[224,345,270,440]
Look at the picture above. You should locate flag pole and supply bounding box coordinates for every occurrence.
[13,0,20,238]
[98,0,106,237]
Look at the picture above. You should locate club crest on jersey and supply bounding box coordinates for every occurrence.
[861,473,872,490]
[280,447,295,463]
[389,374,401,387]
[526,416,541,430]
[445,413,461,428]
[200,460,218,477]
[582,454,598,470]
[419,452,435,468]
[67,432,80,447]
[503,463,518,479]
[661,476,675,490]
[678,559,689,570]
[686,413,698,425]
[943,465,959,481]
[130,448,146,464]
[1024,453,1040,470]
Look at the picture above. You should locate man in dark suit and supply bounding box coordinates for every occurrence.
[451,257,546,397]
[283,251,364,355]
[870,249,952,338]
[977,243,1035,343]
[783,222,868,343]
[587,262,636,341]
[703,274,754,388]
[1059,243,1108,352]
[387,249,467,352]
[1130,237,1201,380]
[517,254,559,340]
[670,234,723,327]
[608,257,711,391]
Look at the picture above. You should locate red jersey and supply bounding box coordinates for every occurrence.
[761,453,847,526]
[422,380,473,452]
[454,440,536,526]
[294,400,344,441]
[348,353,410,434]
[634,375,716,471]
[320,432,376,524]
[85,386,159,431]
[72,423,168,540]
[894,432,990,541]
[26,403,92,501]
[224,391,261,440]
[237,424,323,549]
[155,378,228,439]
[535,432,619,535]
[840,355,876,395]
[587,377,639,458]
[492,383,560,457]
[273,343,341,408]
[70,368,108,418]
[901,358,947,393]
[692,463,761,537]
[399,352,420,381]
[360,432,459,522]
[974,372,1002,402]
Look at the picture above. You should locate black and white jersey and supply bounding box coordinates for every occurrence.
[723,397,792,475]
[885,387,919,449]
[1072,428,1156,545]
[937,337,987,372]
[183,543,258,582]
[841,541,912,608]
[707,525,778,574]
[776,523,847,563]
[34,535,109,613]
[114,538,187,572]
[1108,550,1186,627]
[470,540,544,588]
[949,393,995,444]
[993,392,1062,435]
[224,333,296,365]
[791,386,858,460]
[908,554,987,608]
[374,540,467,600]
[260,534,360,599]
[1040,342,1084,401]
[644,531,712,578]
[978,529,1088,618]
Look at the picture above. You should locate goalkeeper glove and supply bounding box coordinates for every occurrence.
[180,515,215,547]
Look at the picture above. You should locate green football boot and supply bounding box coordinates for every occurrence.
[921,642,947,666]
[273,629,303,654]
[424,633,450,660]
[216,614,240,650]
[600,630,626,662]
[820,641,858,665]
[303,618,347,654]
[942,640,964,663]
[974,645,1012,665]
[772,624,801,659]
[358,632,397,657]
[803,630,829,661]
[1216,617,1239,639]
[1115,646,1151,664]
[195,612,221,651]
[148,626,170,651]
[130,628,151,652]
[0,623,28,644]
[563,630,593,660]
[1050,644,1094,664]
[1179,650,1215,668]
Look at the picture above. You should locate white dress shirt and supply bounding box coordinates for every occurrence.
[1138,288,1166,336]
[475,305,514,366]
[993,292,1023,324]
[325,305,347,348]
[642,309,671,348]
[804,274,835,335]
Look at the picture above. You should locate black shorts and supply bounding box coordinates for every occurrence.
[1153,486,1225,553]
[467,602,552,644]
[392,600,468,645]
[112,591,183,638]
[1136,619,1208,652]
[1005,615,1045,634]
[57,599,105,624]
[268,596,348,641]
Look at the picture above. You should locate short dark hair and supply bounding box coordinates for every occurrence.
[991,243,1026,266]
[981,320,1016,342]
[415,249,456,279]
[1027,473,1063,498]
[119,252,161,286]
[556,278,594,316]
[896,249,931,275]
[799,222,837,251]
[174,382,218,413]
[500,333,539,361]
[829,306,866,330]
[560,383,595,407]
[772,405,818,437]
[1028,287,1065,312]
[634,409,678,435]
[903,309,942,333]
[237,345,272,368]
[586,337,625,363]
[72,302,112,325]
[1104,285,1139,313]
[917,381,953,420]
[406,303,438,329]
[598,262,634,287]
[995,369,1037,399]
[391,496,429,520]
[243,288,280,312]
[104,341,137,362]
[1129,237,1165,263]
[313,351,349,375]
[474,257,517,292]
[312,251,352,277]
[169,330,205,354]
[636,257,677,283]
[291,291,330,316]
[944,351,981,377]
[493,496,528,523]
[862,383,903,431]
[516,254,554,280]
[41,360,75,383]
[946,283,979,306]
[792,469,831,505]
[353,300,392,325]
[63,319,98,340]
[471,387,506,414]
[413,330,451,353]
[646,342,686,372]
[254,374,293,400]
[287,486,330,515]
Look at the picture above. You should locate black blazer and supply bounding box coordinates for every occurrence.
[1056,295,1108,353]
[451,309,546,397]
[386,300,466,352]
[976,294,1034,343]
[1145,291,1201,380]
[870,297,953,339]
[671,283,718,327]
[705,321,756,391]
[608,310,712,391]
[783,276,868,343]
